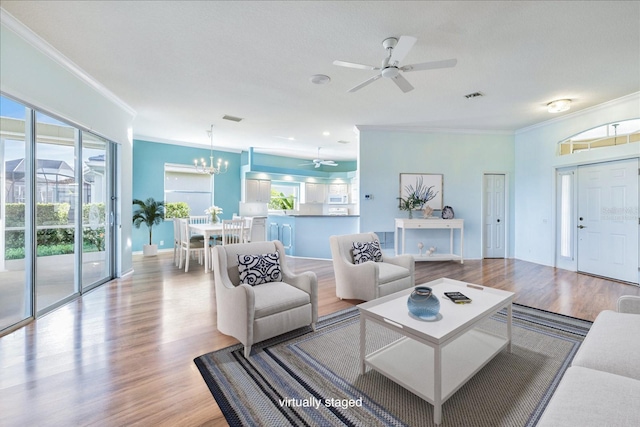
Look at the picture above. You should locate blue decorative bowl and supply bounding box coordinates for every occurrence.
[407,286,440,320]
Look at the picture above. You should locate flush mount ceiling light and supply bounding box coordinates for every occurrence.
[310,74,331,84]
[547,99,571,113]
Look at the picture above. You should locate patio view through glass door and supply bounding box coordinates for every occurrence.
[1,94,117,334]
[0,96,31,331]
[81,132,112,290]
[35,112,77,312]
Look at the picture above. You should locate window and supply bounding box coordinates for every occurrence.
[269,182,299,211]
[164,164,212,218]
[558,118,640,155]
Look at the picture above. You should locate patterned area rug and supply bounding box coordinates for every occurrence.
[194,304,591,426]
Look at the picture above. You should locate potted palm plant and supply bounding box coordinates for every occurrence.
[133,197,165,256]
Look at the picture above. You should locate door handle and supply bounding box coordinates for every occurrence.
[577,225,586,229]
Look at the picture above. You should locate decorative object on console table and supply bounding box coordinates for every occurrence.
[397,175,440,219]
[407,286,441,320]
[399,173,443,208]
[441,205,455,219]
[205,205,223,224]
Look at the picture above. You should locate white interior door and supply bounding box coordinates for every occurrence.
[577,158,639,283]
[483,174,506,258]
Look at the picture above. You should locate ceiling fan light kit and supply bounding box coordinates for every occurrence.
[333,35,457,93]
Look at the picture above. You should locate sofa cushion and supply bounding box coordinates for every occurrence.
[351,241,382,264]
[571,310,640,381]
[537,366,640,427]
[252,281,310,319]
[238,252,282,286]
[377,262,410,284]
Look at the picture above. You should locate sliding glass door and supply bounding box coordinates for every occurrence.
[0,96,31,331]
[81,131,113,290]
[35,112,78,311]
[0,94,117,334]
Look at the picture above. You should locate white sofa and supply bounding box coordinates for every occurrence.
[538,295,640,426]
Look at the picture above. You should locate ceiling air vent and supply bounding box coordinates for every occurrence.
[337,140,350,144]
[464,92,484,99]
[222,115,243,122]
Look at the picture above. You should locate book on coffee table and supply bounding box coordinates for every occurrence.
[444,291,472,304]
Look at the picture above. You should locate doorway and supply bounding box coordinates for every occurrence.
[577,158,638,283]
[483,174,507,258]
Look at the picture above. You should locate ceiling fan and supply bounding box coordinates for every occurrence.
[300,147,338,168]
[333,36,457,93]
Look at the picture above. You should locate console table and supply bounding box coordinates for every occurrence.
[394,218,464,263]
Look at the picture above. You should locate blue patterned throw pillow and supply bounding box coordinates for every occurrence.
[237,252,283,286]
[351,241,382,264]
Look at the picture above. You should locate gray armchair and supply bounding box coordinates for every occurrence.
[329,232,415,301]
[211,240,318,357]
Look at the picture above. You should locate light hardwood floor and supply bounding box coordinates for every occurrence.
[1,253,638,426]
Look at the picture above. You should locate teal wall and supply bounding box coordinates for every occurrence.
[131,141,357,253]
[132,139,242,252]
[358,129,516,259]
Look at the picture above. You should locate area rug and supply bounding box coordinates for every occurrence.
[194,304,591,426]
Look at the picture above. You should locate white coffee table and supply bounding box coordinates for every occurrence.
[357,278,514,425]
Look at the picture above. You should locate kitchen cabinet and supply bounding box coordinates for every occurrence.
[245,179,271,203]
[328,183,349,195]
[267,216,294,255]
[304,183,325,204]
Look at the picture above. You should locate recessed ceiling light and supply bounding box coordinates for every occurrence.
[547,99,571,113]
[310,74,331,85]
[288,137,295,141]
[322,131,330,136]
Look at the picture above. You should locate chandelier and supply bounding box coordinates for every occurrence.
[194,125,228,175]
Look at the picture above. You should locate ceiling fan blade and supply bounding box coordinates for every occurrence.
[389,36,417,65]
[392,74,414,93]
[401,58,457,72]
[333,60,380,71]
[322,162,338,166]
[347,74,382,92]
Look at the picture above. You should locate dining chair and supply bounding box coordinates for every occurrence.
[172,219,181,266]
[178,218,205,272]
[219,219,245,245]
[233,215,253,243]
[189,215,209,241]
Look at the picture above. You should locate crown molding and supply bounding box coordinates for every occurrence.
[1,8,136,118]
[133,134,243,153]
[355,124,514,136]
[515,92,640,135]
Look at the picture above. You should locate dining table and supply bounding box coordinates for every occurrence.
[189,222,223,272]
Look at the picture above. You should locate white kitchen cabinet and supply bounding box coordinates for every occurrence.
[328,183,349,195]
[245,179,271,203]
[304,183,325,203]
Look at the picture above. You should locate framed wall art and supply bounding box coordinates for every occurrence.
[399,173,443,210]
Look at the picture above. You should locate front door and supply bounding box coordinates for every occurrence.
[577,158,639,283]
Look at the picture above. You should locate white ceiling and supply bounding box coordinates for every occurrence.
[2,1,639,161]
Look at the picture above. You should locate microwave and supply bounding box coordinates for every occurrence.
[327,194,349,204]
